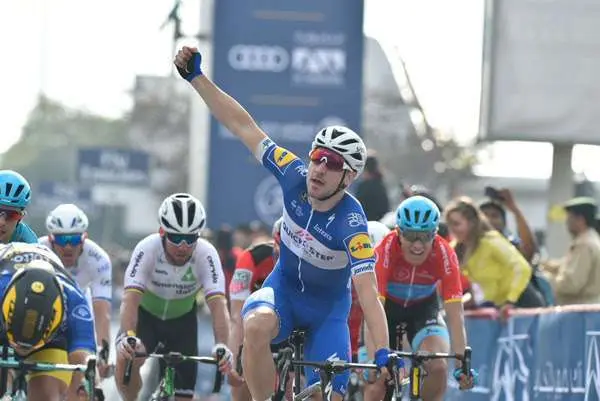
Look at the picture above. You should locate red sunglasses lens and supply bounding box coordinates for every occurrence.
[309,148,345,171]
[0,209,22,221]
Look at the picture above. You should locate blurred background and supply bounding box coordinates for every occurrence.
[3,0,600,399]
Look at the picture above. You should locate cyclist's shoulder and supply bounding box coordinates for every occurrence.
[11,222,38,243]
[38,235,51,247]
[193,237,218,257]
[133,233,161,253]
[247,241,274,263]
[81,238,111,265]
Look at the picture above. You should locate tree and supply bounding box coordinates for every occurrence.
[1,95,129,182]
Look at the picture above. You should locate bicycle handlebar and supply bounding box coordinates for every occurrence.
[122,345,225,393]
[0,354,97,374]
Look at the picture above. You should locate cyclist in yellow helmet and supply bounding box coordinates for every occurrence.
[0,242,96,401]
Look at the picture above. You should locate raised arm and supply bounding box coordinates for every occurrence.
[174,46,268,154]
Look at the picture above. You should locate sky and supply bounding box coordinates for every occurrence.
[2,0,599,179]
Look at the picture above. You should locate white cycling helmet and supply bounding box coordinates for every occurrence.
[158,193,206,234]
[46,204,89,234]
[311,126,367,176]
[367,220,390,246]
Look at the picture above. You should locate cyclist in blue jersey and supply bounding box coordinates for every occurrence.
[175,47,392,401]
[0,170,37,244]
[0,242,96,401]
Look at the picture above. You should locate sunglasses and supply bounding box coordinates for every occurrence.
[52,234,84,247]
[400,230,436,243]
[309,148,349,172]
[0,208,23,221]
[166,233,198,246]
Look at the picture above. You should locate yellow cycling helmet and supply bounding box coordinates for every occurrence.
[1,260,65,352]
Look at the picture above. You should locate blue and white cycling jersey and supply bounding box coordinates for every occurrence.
[258,138,376,297]
[9,222,37,244]
[0,242,96,354]
[243,138,375,396]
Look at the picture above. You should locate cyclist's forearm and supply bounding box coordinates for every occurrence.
[93,299,111,346]
[444,302,467,358]
[119,290,142,334]
[207,295,231,345]
[229,301,244,356]
[67,350,89,401]
[190,76,266,151]
[354,273,389,349]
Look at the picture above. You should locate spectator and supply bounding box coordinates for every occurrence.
[595,211,600,235]
[445,197,545,317]
[215,226,243,300]
[233,223,253,249]
[479,188,537,263]
[249,220,271,245]
[543,197,600,305]
[355,152,390,221]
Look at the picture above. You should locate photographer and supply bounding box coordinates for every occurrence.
[479,187,537,263]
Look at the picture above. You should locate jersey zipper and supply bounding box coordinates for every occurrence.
[404,265,417,308]
[297,209,315,293]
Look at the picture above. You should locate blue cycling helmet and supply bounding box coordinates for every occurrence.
[0,170,32,209]
[396,195,440,232]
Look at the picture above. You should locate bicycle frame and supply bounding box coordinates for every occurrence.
[0,354,97,400]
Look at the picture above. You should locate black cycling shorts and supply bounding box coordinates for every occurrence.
[384,294,447,350]
[137,305,198,399]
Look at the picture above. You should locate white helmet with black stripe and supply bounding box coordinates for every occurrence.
[311,126,367,176]
[158,193,206,234]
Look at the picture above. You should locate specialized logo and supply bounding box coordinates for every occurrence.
[348,234,374,259]
[273,147,296,168]
[30,281,45,294]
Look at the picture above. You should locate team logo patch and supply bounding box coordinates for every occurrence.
[348,233,374,259]
[30,281,45,294]
[273,147,296,168]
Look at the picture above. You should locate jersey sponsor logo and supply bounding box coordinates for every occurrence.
[129,251,144,278]
[352,262,374,275]
[273,147,296,168]
[325,214,336,229]
[207,255,219,284]
[97,263,110,273]
[346,212,366,228]
[154,268,168,276]
[313,224,333,241]
[348,234,374,259]
[72,304,93,321]
[87,249,102,261]
[230,269,252,294]
[181,266,196,282]
[100,278,111,287]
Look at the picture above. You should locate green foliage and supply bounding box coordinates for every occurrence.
[1,95,129,181]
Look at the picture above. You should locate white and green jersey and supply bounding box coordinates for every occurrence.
[123,234,225,320]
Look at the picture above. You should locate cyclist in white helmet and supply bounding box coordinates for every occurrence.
[39,203,113,378]
[115,193,232,401]
[175,48,392,401]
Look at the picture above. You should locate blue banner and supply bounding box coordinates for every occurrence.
[446,311,600,401]
[208,0,365,227]
[77,147,150,186]
[31,181,96,216]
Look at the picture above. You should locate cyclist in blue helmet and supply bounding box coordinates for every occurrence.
[364,195,476,401]
[0,170,37,244]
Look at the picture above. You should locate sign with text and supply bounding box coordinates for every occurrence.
[77,148,150,186]
[208,0,365,227]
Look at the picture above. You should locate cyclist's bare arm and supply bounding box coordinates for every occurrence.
[207,295,231,345]
[229,300,245,360]
[353,272,389,351]
[189,73,268,155]
[444,301,467,360]
[119,290,142,334]
[68,350,92,400]
[92,299,111,347]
